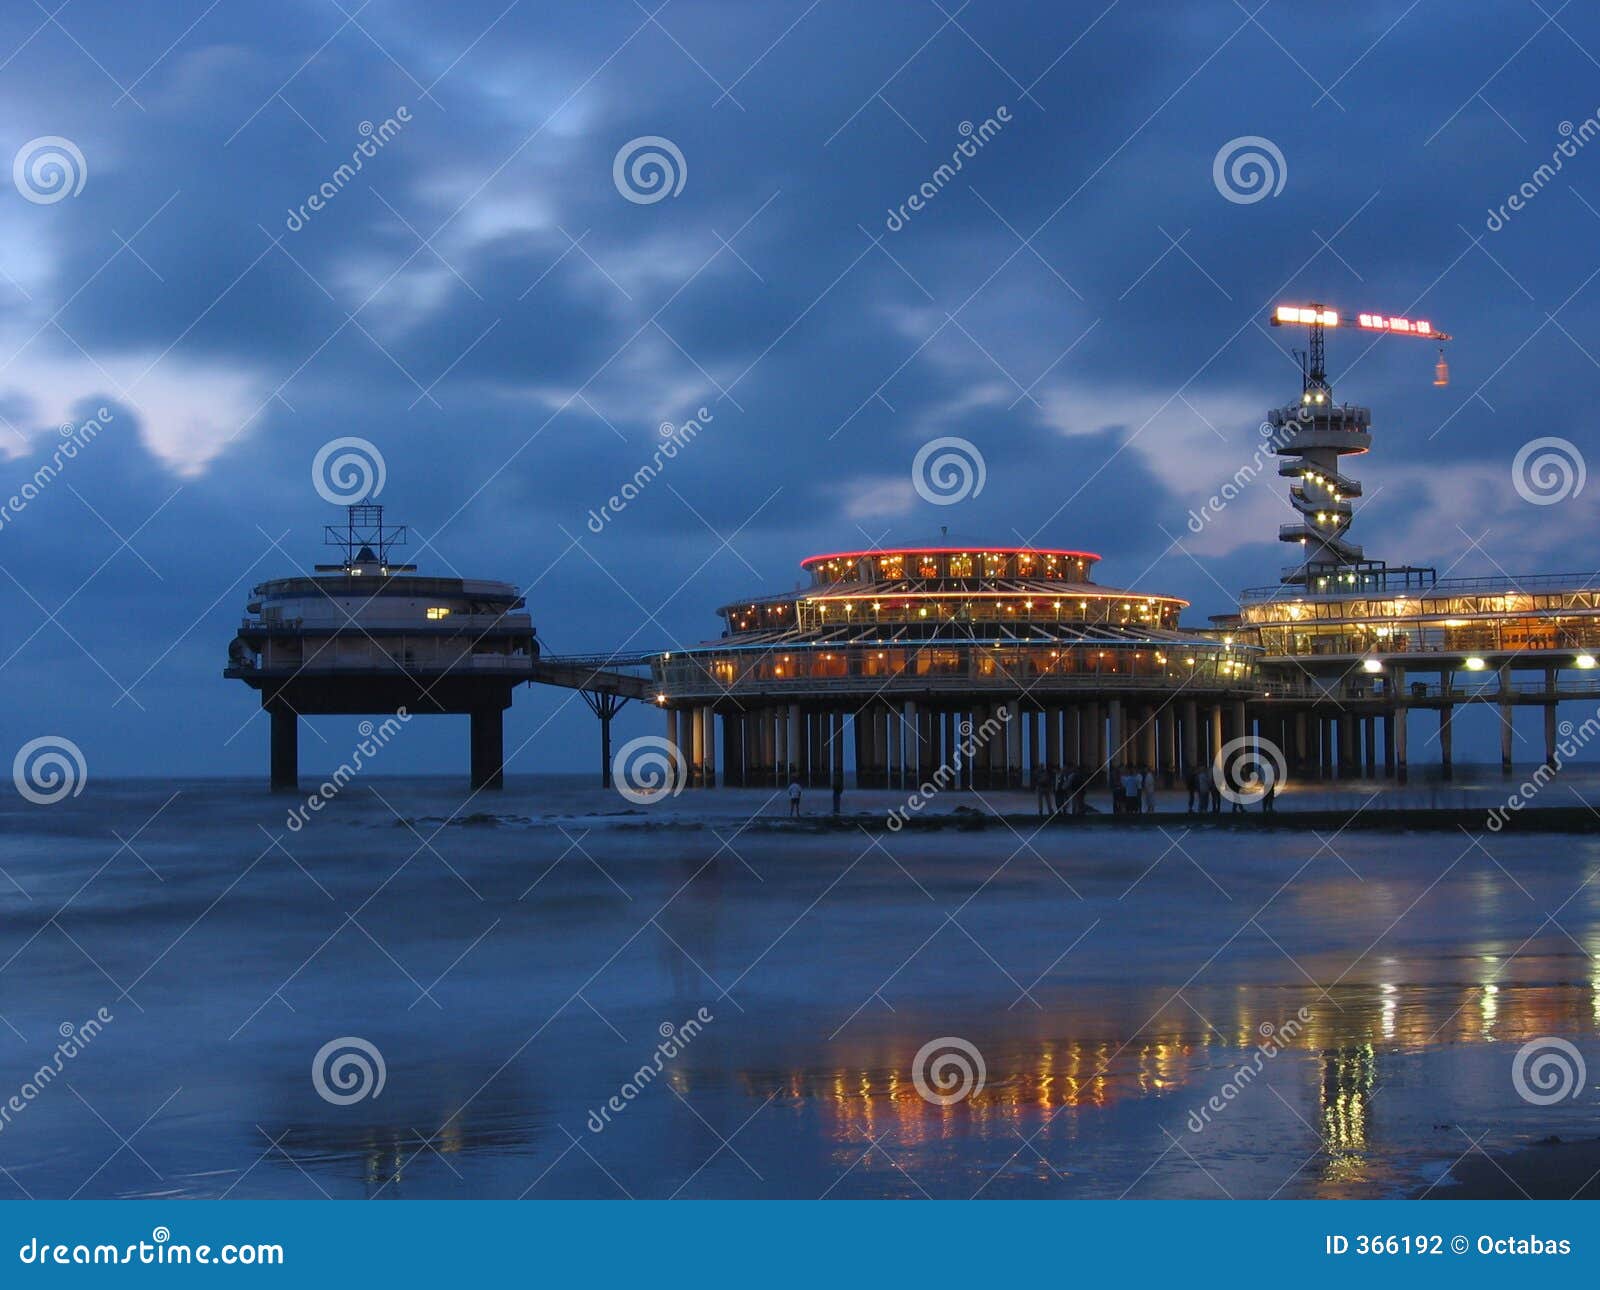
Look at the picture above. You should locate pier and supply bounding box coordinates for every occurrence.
[224,505,653,791]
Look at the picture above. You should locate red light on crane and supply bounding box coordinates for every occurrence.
[1357,312,1434,336]
[1269,302,1454,390]
[1272,303,1452,341]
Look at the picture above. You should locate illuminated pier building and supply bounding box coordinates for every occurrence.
[1229,304,1600,781]
[225,505,542,790]
[223,306,1600,794]
[648,542,1259,788]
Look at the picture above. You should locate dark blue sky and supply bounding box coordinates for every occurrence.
[1,0,1596,775]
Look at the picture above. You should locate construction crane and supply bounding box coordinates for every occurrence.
[1270,303,1452,395]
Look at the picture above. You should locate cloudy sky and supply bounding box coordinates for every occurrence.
[1,0,1595,776]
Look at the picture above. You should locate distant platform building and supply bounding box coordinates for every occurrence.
[225,504,538,791]
[649,541,1260,789]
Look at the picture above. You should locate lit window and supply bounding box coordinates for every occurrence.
[426,606,451,620]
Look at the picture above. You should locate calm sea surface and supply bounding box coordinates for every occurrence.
[1,770,1597,1199]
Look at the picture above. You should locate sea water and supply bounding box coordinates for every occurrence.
[0,771,1596,1199]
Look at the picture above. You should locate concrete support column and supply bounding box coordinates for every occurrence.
[1182,699,1199,776]
[1545,667,1559,767]
[270,704,298,792]
[1382,712,1395,778]
[1394,705,1408,784]
[1161,708,1179,786]
[1439,705,1454,778]
[1139,706,1158,770]
[1498,664,1514,776]
[664,707,680,788]
[1086,702,1104,782]
[1390,665,1406,784]
[1044,707,1060,778]
[722,713,740,787]
[832,711,846,786]
[1108,699,1125,775]
[703,706,717,787]
[1006,699,1023,786]
[903,702,919,790]
[469,707,505,790]
[1209,705,1224,766]
[688,707,705,787]
[1231,700,1248,749]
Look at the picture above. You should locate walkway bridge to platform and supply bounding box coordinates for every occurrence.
[527,652,658,785]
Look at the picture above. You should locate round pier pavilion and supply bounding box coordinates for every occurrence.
[649,542,1261,789]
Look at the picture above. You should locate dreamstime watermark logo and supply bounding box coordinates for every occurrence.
[0,407,114,535]
[0,1007,113,1136]
[312,436,386,505]
[1212,135,1286,204]
[13,136,86,204]
[285,107,411,231]
[12,736,87,805]
[612,734,687,804]
[586,407,713,533]
[1488,707,1600,831]
[1212,734,1286,806]
[912,435,986,505]
[1186,415,1304,533]
[884,107,1011,232]
[587,1007,713,1132]
[311,1036,386,1106]
[1486,112,1600,232]
[1511,1036,1586,1106]
[613,135,686,205]
[1511,436,1585,506]
[886,708,1011,830]
[17,1227,283,1267]
[285,710,410,832]
[911,1036,986,1106]
[1186,1008,1311,1132]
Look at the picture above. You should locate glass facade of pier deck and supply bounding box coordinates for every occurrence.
[648,543,1260,788]
[1237,575,1600,659]
[652,544,1257,700]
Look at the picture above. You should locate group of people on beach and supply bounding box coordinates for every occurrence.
[1181,764,1275,813]
[1031,765,1095,817]
[781,763,1275,820]
[1025,763,1277,816]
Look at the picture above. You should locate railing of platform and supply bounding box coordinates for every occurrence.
[1242,571,1600,602]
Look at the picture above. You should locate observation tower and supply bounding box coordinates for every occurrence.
[1268,303,1448,592]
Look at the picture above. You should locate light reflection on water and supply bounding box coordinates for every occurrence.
[4,776,1599,1199]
